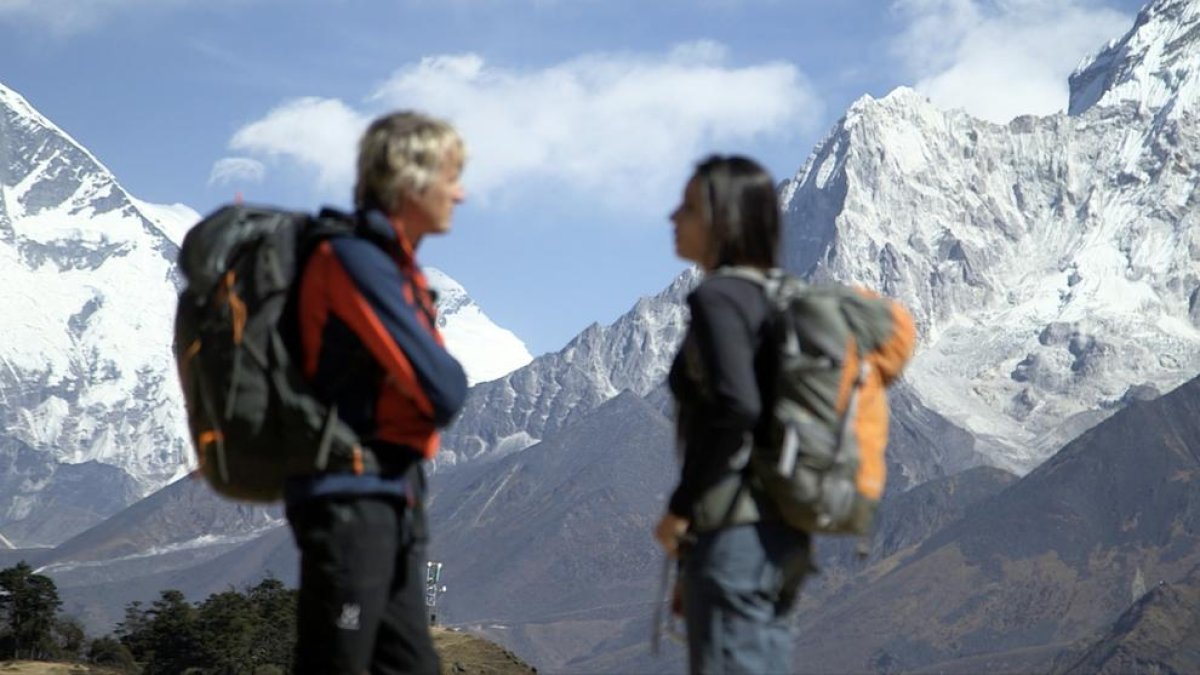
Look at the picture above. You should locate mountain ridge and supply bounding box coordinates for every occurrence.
[786,372,1200,673]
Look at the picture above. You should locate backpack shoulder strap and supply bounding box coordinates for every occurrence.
[711,265,789,301]
[315,206,409,262]
[309,207,358,241]
[713,265,768,283]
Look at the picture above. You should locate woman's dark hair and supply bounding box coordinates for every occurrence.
[694,154,780,269]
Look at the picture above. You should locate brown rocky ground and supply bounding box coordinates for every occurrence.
[0,664,119,675]
[0,628,535,675]
[434,626,538,674]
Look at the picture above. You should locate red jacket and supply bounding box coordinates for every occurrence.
[296,208,467,464]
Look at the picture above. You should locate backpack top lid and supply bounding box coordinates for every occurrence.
[178,204,313,299]
[716,265,912,361]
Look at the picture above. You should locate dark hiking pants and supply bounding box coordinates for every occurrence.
[287,495,438,675]
[683,522,808,674]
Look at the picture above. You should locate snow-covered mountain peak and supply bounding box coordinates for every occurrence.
[0,82,67,141]
[661,265,701,301]
[0,83,191,259]
[424,267,532,385]
[846,87,932,118]
[3,87,123,220]
[0,80,532,510]
[1070,0,1200,117]
[0,84,193,495]
[781,4,1200,472]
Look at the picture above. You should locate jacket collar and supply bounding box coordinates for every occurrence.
[359,208,416,264]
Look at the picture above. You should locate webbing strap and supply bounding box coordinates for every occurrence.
[224,347,242,421]
[834,358,870,466]
[315,405,339,472]
[777,420,800,476]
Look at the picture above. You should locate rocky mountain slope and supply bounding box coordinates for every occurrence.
[28,367,1200,673]
[436,270,694,468]
[787,372,1200,673]
[1053,562,1200,674]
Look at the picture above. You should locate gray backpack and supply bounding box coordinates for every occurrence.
[174,204,375,502]
[720,267,916,536]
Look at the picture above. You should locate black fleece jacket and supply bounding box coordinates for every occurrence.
[667,273,774,520]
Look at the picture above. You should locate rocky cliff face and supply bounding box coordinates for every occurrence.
[0,82,193,502]
[779,0,1200,470]
[438,270,694,467]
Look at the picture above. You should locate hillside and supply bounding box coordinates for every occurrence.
[0,627,536,675]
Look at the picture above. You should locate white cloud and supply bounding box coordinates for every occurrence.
[224,42,820,211]
[0,0,98,34]
[0,0,191,34]
[891,0,1132,122]
[0,0,257,34]
[226,97,368,196]
[207,157,267,187]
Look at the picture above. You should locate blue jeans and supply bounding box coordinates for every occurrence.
[683,522,809,674]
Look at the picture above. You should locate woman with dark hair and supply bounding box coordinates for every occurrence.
[655,155,811,674]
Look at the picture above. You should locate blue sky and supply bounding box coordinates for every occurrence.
[0,0,1146,356]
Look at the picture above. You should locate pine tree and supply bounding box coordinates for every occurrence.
[115,599,151,657]
[0,561,63,660]
[114,580,299,673]
[88,635,137,670]
[129,589,203,675]
[53,615,87,660]
[195,589,257,672]
[247,577,296,670]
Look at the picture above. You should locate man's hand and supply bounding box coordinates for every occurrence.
[654,512,690,558]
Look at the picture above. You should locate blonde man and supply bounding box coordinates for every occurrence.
[287,111,468,674]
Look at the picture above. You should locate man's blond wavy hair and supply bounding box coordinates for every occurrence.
[354,111,465,213]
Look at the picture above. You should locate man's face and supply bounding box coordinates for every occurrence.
[403,152,466,241]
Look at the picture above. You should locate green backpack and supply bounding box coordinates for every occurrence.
[720,267,916,537]
[174,204,373,502]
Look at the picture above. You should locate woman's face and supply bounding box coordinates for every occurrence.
[671,176,711,268]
